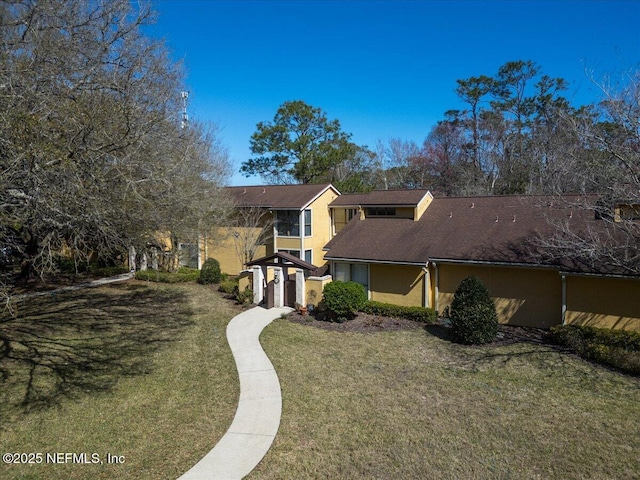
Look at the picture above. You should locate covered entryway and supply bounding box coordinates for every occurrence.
[246,252,320,308]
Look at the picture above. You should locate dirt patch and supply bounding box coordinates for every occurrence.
[286,310,549,345]
[287,311,425,333]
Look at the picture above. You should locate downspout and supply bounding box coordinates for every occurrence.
[423,262,431,308]
[561,274,567,325]
[299,210,305,260]
[433,261,439,313]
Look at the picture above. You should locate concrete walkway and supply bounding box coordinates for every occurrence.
[178,306,292,480]
[14,272,134,299]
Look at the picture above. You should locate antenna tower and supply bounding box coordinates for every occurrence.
[180,91,189,129]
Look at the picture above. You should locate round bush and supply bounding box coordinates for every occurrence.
[449,276,498,344]
[322,281,367,322]
[198,258,222,284]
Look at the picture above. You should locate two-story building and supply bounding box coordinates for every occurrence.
[201,183,640,331]
[206,184,339,275]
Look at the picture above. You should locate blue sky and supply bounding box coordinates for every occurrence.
[147,0,640,186]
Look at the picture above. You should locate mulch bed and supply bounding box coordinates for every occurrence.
[285,310,550,346]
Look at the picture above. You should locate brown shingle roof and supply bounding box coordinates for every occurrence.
[324,195,607,272]
[227,184,335,209]
[329,189,431,207]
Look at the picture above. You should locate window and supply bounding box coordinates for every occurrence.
[275,210,299,236]
[334,262,369,290]
[366,207,396,217]
[304,209,312,236]
[278,249,300,259]
[278,249,312,265]
[275,209,311,236]
[346,208,358,221]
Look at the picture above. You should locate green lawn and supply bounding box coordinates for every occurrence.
[0,281,239,480]
[255,318,640,479]
[2,283,639,480]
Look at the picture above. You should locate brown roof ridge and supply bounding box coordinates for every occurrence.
[432,193,599,200]
[228,182,332,189]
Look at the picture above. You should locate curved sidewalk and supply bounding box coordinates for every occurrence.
[179,306,292,480]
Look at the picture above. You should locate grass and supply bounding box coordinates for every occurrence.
[2,283,639,479]
[255,319,640,479]
[0,280,239,480]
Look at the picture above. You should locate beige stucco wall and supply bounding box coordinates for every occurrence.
[566,275,640,331]
[435,263,562,328]
[369,264,425,307]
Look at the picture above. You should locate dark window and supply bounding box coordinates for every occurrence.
[304,209,312,236]
[366,207,396,217]
[275,210,300,236]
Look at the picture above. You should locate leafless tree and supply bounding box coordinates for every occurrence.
[537,69,640,275]
[0,0,230,281]
[229,206,274,268]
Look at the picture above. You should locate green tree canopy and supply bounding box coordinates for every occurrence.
[241,100,358,184]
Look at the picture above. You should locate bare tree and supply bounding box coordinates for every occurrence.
[0,0,230,280]
[229,206,274,268]
[538,69,640,275]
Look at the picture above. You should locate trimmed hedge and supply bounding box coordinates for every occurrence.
[323,281,367,322]
[135,267,200,283]
[449,276,498,345]
[361,301,436,323]
[549,325,640,375]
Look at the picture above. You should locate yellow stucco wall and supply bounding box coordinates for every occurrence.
[306,275,332,307]
[332,207,356,235]
[435,264,562,328]
[274,237,301,250]
[204,227,268,275]
[369,264,425,307]
[414,192,433,220]
[306,189,338,265]
[271,188,337,267]
[566,275,640,331]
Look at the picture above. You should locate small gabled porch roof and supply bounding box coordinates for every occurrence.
[246,251,318,272]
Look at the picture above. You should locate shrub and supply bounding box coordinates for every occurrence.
[90,265,129,277]
[361,301,436,323]
[549,325,640,375]
[218,279,239,295]
[135,267,199,283]
[322,281,367,322]
[198,258,222,284]
[236,287,254,305]
[449,276,498,344]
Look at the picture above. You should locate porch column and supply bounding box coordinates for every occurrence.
[150,247,159,270]
[295,268,305,307]
[561,274,567,325]
[252,266,265,304]
[128,246,136,272]
[273,266,284,308]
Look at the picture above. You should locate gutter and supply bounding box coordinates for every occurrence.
[323,256,426,267]
[427,257,561,271]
